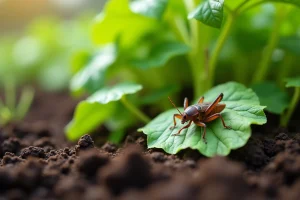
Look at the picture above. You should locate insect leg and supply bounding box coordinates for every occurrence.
[204,113,231,129]
[172,120,192,136]
[204,93,223,117]
[193,120,207,144]
[198,96,204,104]
[169,114,182,130]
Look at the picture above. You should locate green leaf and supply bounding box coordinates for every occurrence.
[71,50,92,74]
[70,44,117,94]
[66,102,115,141]
[252,82,289,114]
[92,0,159,47]
[285,76,300,87]
[66,82,143,141]
[129,0,168,19]
[131,41,190,69]
[140,82,266,157]
[87,82,143,103]
[188,0,224,28]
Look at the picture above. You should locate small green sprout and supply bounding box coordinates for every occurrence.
[0,82,34,126]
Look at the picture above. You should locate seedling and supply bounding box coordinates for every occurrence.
[0,82,34,126]
[168,93,231,143]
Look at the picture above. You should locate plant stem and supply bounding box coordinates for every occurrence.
[252,6,286,84]
[280,87,300,127]
[181,0,209,97]
[120,96,150,124]
[208,13,235,88]
[16,87,34,120]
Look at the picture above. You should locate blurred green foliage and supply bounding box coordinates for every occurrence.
[0,13,94,125]
[0,14,93,91]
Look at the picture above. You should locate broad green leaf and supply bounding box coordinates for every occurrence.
[70,44,117,94]
[87,82,142,103]
[92,0,159,47]
[66,82,143,140]
[188,0,224,28]
[131,41,190,69]
[285,76,300,87]
[252,82,289,114]
[140,82,266,157]
[129,0,168,19]
[66,102,115,141]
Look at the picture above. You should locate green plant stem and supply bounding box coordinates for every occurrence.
[280,87,300,127]
[208,13,235,88]
[16,87,34,120]
[182,0,211,97]
[207,0,269,88]
[252,6,286,84]
[121,96,150,124]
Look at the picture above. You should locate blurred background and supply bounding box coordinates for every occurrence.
[0,0,104,32]
[0,0,106,91]
[0,0,106,129]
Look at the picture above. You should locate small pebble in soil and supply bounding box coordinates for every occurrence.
[75,135,94,153]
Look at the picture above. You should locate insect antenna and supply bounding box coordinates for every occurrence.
[168,96,183,115]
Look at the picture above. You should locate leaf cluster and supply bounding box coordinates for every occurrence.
[52,0,300,155]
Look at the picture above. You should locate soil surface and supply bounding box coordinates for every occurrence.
[1,90,300,200]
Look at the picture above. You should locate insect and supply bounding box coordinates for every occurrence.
[168,93,231,143]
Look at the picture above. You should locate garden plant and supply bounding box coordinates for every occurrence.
[67,0,300,156]
[0,0,300,199]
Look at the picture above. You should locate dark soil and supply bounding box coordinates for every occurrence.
[1,90,300,200]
